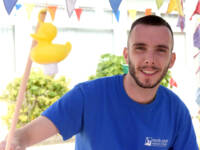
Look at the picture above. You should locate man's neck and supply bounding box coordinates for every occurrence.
[123,74,159,104]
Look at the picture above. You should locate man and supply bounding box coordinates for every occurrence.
[0,15,199,150]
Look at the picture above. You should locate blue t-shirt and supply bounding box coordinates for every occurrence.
[42,75,199,150]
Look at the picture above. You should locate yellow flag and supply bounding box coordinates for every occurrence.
[156,0,164,9]
[128,9,136,21]
[167,0,184,16]
[24,3,35,19]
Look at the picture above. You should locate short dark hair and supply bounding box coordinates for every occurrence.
[128,15,174,51]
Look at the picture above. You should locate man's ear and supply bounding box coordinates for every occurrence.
[169,52,176,68]
[123,47,128,64]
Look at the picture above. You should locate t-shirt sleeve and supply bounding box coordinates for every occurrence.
[172,105,199,150]
[41,84,84,140]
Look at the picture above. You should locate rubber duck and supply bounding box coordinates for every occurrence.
[30,22,72,64]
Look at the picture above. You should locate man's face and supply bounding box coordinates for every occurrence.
[124,24,176,89]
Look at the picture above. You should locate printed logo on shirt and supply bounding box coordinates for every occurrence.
[144,137,168,147]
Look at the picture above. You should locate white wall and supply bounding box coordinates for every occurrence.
[0,0,199,115]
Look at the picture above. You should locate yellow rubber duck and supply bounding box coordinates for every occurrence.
[30,20,72,64]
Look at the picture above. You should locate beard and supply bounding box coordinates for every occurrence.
[128,59,170,89]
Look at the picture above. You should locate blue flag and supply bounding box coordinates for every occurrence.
[109,0,122,12]
[3,0,18,14]
[114,10,120,22]
[15,3,22,10]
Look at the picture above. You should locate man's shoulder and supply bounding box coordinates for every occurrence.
[158,85,188,111]
[159,85,180,100]
[72,75,123,100]
[78,75,123,88]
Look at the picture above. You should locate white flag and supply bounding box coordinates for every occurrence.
[65,0,77,17]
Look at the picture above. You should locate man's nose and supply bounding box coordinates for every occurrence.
[144,52,155,65]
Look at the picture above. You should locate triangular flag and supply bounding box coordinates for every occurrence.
[24,3,35,19]
[194,51,200,59]
[170,77,178,88]
[156,0,164,9]
[65,0,77,18]
[176,15,185,32]
[128,9,137,21]
[196,66,200,74]
[167,0,184,16]
[190,0,200,20]
[15,3,22,10]
[145,8,152,16]
[113,10,120,22]
[109,0,122,12]
[75,8,82,21]
[47,6,57,21]
[195,88,200,107]
[193,24,200,49]
[3,0,18,15]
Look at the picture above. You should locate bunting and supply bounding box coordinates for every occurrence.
[193,24,200,74]
[47,6,57,21]
[196,88,200,107]
[65,0,77,18]
[3,0,18,15]
[194,51,200,59]
[109,0,122,12]
[24,3,35,19]
[156,0,164,9]
[128,9,137,21]
[167,0,184,16]
[15,3,22,10]
[169,77,178,88]
[176,15,185,32]
[196,66,200,74]
[190,0,200,20]
[75,8,82,21]
[193,24,200,49]
[145,9,152,16]
[113,10,120,22]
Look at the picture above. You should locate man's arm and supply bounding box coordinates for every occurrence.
[172,107,199,150]
[0,116,58,150]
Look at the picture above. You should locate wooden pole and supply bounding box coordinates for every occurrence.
[5,9,47,150]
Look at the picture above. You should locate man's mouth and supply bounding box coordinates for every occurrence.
[142,70,157,75]
[140,67,159,75]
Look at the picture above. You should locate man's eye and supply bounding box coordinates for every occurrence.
[136,47,145,50]
[157,49,167,53]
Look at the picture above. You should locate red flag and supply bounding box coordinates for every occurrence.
[170,77,177,88]
[196,66,200,74]
[194,51,200,58]
[75,8,82,21]
[190,0,200,20]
